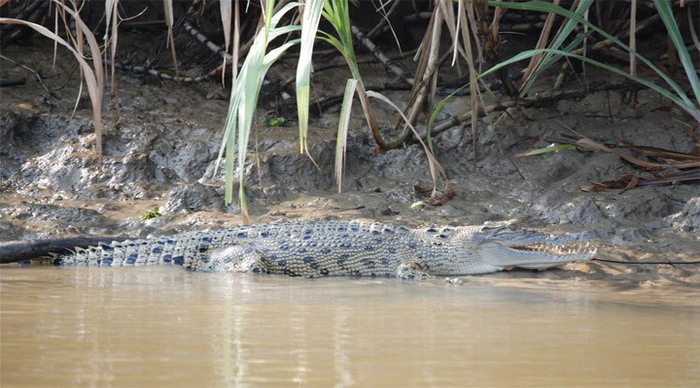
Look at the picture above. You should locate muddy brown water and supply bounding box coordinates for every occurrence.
[1,266,698,386]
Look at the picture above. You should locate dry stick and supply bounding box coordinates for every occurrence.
[110,19,254,84]
[473,0,517,97]
[0,0,48,47]
[0,0,46,33]
[367,0,402,38]
[0,54,50,94]
[617,141,700,162]
[520,0,561,93]
[592,258,700,265]
[350,24,411,84]
[384,9,443,151]
[279,48,419,89]
[629,0,638,80]
[461,1,483,162]
[576,138,700,169]
[422,81,640,145]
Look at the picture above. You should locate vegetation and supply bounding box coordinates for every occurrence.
[139,207,161,220]
[1,0,698,217]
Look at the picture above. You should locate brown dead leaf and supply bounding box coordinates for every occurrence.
[577,138,700,169]
[582,170,700,192]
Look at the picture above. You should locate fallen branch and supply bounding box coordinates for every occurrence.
[576,138,700,169]
[582,170,700,192]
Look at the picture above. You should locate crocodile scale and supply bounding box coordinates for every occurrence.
[51,220,596,278]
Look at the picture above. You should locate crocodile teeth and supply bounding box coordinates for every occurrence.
[510,241,596,255]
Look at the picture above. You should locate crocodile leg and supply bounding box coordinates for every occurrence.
[396,261,432,281]
[190,245,269,273]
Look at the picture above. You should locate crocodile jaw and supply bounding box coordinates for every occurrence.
[476,240,596,269]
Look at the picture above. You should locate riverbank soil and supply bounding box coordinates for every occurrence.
[1,32,698,305]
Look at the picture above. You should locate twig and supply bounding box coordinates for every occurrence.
[279,48,418,89]
[350,24,411,84]
[367,0,402,38]
[0,0,49,47]
[0,54,50,94]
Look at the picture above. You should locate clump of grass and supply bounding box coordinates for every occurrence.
[266,117,287,128]
[139,207,161,220]
[213,1,301,222]
[486,0,700,122]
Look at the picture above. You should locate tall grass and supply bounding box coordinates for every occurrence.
[487,0,700,122]
[216,0,403,211]
[213,0,301,221]
[296,0,325,155]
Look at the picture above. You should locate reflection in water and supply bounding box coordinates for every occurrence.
[1,267,699,386]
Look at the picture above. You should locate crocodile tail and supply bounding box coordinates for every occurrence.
[0,238,123,264]
[59,237,177,267]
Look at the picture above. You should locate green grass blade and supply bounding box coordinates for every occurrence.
[426,83,472,154]
[321,1,361,80]
[523,25,595,96]
[296,0,325,154]
[517,0,594,96]
[214,1,302,217]
[653,0,700,100]
[480,48,699,121]
[488,0,695,109]
[335,79,358,192]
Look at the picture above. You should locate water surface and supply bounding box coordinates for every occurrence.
[1,267,698,386]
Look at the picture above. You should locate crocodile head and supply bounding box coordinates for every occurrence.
[470,225,597,269]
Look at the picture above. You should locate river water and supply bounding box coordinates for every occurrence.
[1,266,698,386]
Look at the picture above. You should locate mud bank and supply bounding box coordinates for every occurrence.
[1,41,698,300]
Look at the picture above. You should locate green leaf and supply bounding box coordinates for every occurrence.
[653,0,700,100]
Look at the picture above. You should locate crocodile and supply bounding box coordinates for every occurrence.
[0,220,596,280]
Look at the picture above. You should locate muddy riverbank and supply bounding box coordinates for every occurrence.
[1,39,699,301]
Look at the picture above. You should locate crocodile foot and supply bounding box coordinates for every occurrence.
[196,245,269,273]
[396,261,431,281]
